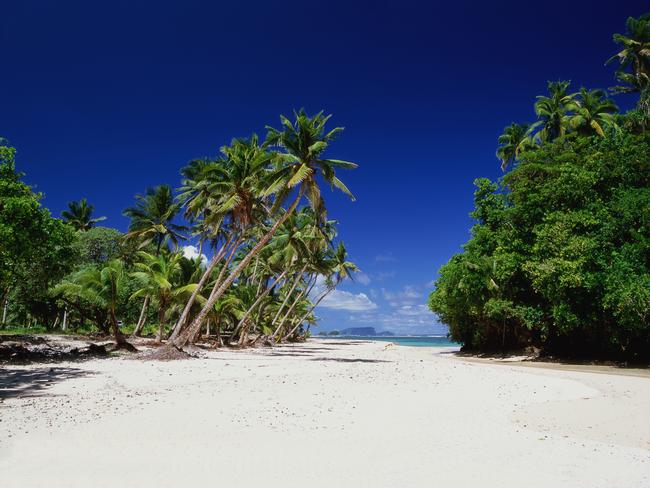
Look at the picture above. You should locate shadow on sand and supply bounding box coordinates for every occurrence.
[309,357,391,364]
[266,346,392,364]
[0,367,94,401]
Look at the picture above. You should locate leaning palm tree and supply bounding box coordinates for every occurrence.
[283,242,358,341]
[130,251,182,341]
[169,136,271,344]
[123,185,185,253]
[529,81,578,142]
[266,209,314,330]
[495,123,537,171]
[569,88,619,137]
[61,198,106,231]
[172,110,357,349]
[607,14,650,114]
[272,247,330,341]
[231,268,288,345]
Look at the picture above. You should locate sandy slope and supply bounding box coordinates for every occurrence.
[0,339,648,488]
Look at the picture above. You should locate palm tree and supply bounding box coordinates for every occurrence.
[123,185,185,253]
[530,81,578,142]
[61,198,106,231]
[607,14,650,113]
[266,209,314,330]
[168,137,269,342]
[272,248,329,340]
[495,123,537,171]
[172,110,357,349]
[569,88,619,137]
[130,251,182,341]
[265,109,357,222]
[231,269,288,345]
[270,215,334,340]
[283,242,358,341]
[55,260,135,350]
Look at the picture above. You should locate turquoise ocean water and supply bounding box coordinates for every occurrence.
[331,336,459,347]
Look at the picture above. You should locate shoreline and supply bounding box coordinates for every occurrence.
[453,353,650,379]
[1,338,649,487]
[325,337,650,378]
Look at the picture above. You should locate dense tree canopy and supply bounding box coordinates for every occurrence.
[0,146,77,326]
[430,131,649,359]
[430,15,650,360]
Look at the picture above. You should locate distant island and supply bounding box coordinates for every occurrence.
[319,327,395,337]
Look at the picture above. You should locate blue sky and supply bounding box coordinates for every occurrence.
[2,1,646,334]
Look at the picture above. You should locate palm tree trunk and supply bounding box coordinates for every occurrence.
[110,309,126,344]
[237,319,251,347]
[186,240,242,346]
[271,265,307,329]
[255,273,267,297]
[250,257,259,285]
[2,297,7,325]
[216,316,222,346]
[198,238,204,258]
[204,237,242,303]
[272,274,315,339]
[231,270,288,343]
[639,85,650,117]
[172,189,304,349]
[168,237,232,341]
[157,305,166,341]
[283,288,332,340]
[62,307,68,331]
[132,295,150,337]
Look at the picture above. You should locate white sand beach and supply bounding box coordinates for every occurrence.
[1,339,649,488]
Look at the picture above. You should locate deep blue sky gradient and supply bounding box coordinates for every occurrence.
[2,1,646,333]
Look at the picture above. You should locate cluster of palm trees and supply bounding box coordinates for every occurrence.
[57,110,359,351]
[496,82,618,171]
[497,14,650,171]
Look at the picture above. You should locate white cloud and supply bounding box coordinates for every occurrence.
[382,286,422,307]
[356,272,371,285]
[396,304,431,317]
[375,271,396,281]
[346,304,445,335]
[375,253,396,262]
[318,290,378,312]
[182,245,208,267]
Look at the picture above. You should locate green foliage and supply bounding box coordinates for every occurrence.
[123,185,185,253]
[531,80,578,142]
[2,109,358,346]
[430,131,650,359]
[607,14,650,100]
[265,109,357,220]
[0,144,77,326]
[73,226,127,266]
[61,198,106,231]
[441,15,650,359]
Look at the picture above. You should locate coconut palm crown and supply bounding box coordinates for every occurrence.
[62,198,106,231]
